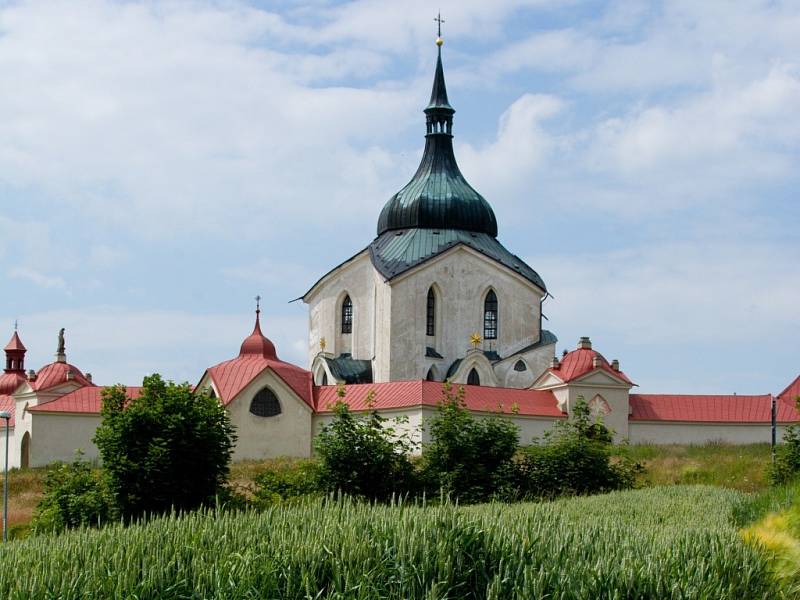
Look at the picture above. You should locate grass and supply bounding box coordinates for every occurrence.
[620,442,772,491]
[0,485,782,599]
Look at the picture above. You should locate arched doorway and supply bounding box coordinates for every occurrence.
[20,431,30,469]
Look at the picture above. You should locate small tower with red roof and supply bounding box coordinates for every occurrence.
[4,325,26,374]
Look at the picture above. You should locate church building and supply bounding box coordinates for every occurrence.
[1,38,798,469]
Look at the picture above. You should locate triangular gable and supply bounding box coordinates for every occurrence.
[532,370,565,389]
[572,369,631,387]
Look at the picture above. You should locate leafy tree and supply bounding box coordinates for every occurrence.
[315,386,416,501]
[770,395,800,485]
[420,383,519,503]
[32,452,112,533]
[516,396,640,499]
[252,459,320,507]
[94,374,236,519]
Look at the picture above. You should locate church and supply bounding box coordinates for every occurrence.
[2,39,798,468]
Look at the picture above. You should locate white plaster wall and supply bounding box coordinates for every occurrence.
[629,422,793,445]
[493,343,556,388]
[226,369,313,460]
[313,407,426,451]
[29,413,102,467]
[566,384,630,440]
[387,247,544,382]
[305,252,377,368]
[0,426,17,469]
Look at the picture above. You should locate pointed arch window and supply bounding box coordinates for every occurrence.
[483,290,498,340]
[467,368,480,386]
[426,367,436,381]
[426,287,436,337]
[341,295,353,334]
[250,386,282,417]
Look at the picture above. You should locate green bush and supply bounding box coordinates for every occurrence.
[31,452,112,533]
[770,422,800,485]
[315,387,417,501]
[252,459,320,507]
[420,383,519,503]
[516,398,640,499]
[93,374,236,519]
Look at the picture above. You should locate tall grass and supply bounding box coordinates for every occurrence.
[0,486,781,599]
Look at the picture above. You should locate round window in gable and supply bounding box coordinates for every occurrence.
[249,387,282,417]
[513,360,527,372]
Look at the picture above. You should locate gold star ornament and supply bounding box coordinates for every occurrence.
[470,332,482,348]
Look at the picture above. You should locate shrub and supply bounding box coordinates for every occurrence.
[252,459,320,507]
[31,452,112,533]
[770,423,800,485]
[93,374,236,519]
[420,383,519,503]
[315,387,416,501]
[516,397,640,499]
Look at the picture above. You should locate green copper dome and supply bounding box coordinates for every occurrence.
[376,47,498,238]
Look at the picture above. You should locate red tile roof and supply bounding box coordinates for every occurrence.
[630,393,800,423]
[0,394,16,427]
[32,362,94,391]
[4,331,26,352]
[0,371,26,396]
[207,356,313,408]
[28,386,143,414]
[548,347,633,385]
[204,313,314,409]
[778,376,800,404]
[314,380,565,417]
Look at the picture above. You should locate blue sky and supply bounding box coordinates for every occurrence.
[0,0,797,394]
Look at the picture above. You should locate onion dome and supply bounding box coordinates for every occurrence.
[239,304,278,360]
[376,42,498,237]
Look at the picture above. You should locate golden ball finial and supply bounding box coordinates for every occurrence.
[436,36,444,47]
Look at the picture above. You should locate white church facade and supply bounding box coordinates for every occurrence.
[2,41,798,469]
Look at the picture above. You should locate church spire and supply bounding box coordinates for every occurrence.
[425,16,454,135]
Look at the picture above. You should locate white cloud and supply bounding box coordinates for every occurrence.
[8,267,66,290]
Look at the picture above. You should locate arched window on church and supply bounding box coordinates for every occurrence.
[249,386,282,417]
[426,287,436,336]
[341,295,353,334]
[467,368,480,386]
[483,290,498,340]
[426,366,436,381]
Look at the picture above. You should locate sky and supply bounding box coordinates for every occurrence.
[0,0,797,394]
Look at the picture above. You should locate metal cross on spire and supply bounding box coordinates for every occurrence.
[13,319,17,332]
[255,295,261,314]
[434,12,444,38]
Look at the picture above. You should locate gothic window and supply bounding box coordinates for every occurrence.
[341,295,353,334]
[513,360,527,372]
[426,367,436,381]
[249,386,282,417]
[467,368,480,386]
[426,287,436,336]
[483,290,498,340]
[321,372,328,385]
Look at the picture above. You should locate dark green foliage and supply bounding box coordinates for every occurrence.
[770,423,800,486]
[252,459,320,507]
[93,374,236,519]
[315,387,416,501]
[420,383,519,503]
[516,397,641,499]
[31,453,112,533]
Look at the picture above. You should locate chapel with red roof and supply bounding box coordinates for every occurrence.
[1,37,797,469]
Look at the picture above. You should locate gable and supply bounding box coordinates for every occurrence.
[227,368,312,416]
[574,369,631,387]
[301,249,371,303]
[532,371,566,389]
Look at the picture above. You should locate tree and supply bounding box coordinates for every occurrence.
[31,451,112,533]
[420,383,519,503]
[93,374,236,519]
[769,395,800,485]
[315,386,416,500]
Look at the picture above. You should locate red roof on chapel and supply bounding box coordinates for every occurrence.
[205,311,314,409]
[4,331,26,352]
[28,386,143,414]
[548,344,633,385]
[31,361,94,391]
